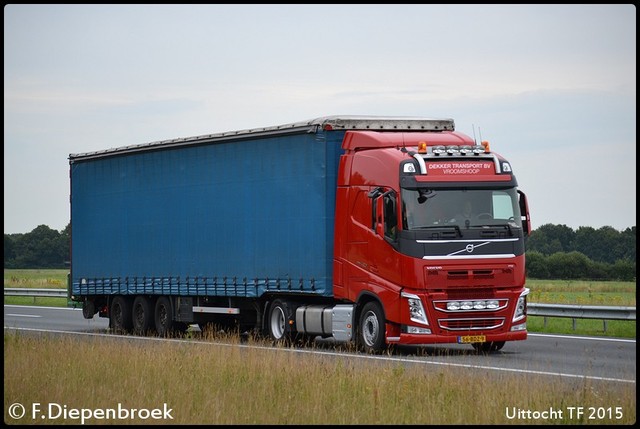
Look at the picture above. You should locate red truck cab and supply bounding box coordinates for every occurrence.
[333,128,531,352]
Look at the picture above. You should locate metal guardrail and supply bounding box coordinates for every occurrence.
[527,303,636,321]
[527,303,636,332]
[4,288,68,298]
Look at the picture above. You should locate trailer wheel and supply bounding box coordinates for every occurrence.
[155,296,175,337]
[267,299,293,343]
[110,296,133,334]
[358,301,386,354]
[472,341,505,353]
[82,299,95,319]
[132,296,156,336]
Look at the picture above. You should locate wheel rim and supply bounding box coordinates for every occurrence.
[362,310,379,347]
[270,306,286,339]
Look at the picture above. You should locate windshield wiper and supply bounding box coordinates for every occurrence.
[413,225,462,237]
[502,223,514,236]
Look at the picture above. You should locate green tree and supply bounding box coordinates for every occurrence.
[10,225,66,268]
[527,223,576,255]
[610,259,636,281]
[524,251,549,279]
[575,226,623,264]
[618,226,636,261]
[545,251,590,280]
[4,234,17,267]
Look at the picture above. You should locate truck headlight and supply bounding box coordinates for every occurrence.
[401,291,429,325]
[512,288,529,322]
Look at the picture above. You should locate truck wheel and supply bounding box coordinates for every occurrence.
[358,301,386,354]
[82,299,95,319]
[132,296,155,336]
[154,296,175,337]
[267,299,293,343]
[110,296,133,334]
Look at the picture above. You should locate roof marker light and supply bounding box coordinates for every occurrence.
[446,145,460,155]
[432,145,446,155]
[459,145,473,155]
[472,145,485,154]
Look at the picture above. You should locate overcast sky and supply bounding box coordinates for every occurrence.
[4,4,636,234]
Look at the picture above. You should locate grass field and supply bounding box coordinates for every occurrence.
[4,269,637,338]
[526,279,636,306]
[3,331,636,425]
[4,269,68,288]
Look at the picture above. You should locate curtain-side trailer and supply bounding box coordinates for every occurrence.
[69,115,531,353]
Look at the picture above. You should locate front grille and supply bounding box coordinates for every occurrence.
[446,270,495,280]
[438,317,504,331]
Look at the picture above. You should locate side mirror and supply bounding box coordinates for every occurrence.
[518,190,531,236]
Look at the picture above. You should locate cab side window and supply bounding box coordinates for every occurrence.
[383,191,397,240]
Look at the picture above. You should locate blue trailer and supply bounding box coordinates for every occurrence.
[70,118,348,335]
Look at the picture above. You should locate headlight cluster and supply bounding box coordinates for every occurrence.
[512,288,529,322]
[401,291,429,325]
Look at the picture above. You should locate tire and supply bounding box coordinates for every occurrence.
[110,296,133,334]
[472,341,505,353]
[154,296,175,338]
[132,296,156,336]
[267,299,293,344]
[358,301,386,354]
[82,299,95,319]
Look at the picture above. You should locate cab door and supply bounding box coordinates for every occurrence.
[369,189,401,284]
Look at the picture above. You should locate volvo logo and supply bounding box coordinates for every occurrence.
[451,241,491,256]
[446,241,491,258]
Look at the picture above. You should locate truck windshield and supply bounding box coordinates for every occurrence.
[401,188,522,230]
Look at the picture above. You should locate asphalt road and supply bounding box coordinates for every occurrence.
[4,304,635,386]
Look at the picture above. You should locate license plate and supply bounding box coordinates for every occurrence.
[458,335,486,344]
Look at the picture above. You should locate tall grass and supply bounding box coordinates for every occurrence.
[4,332,635,425]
